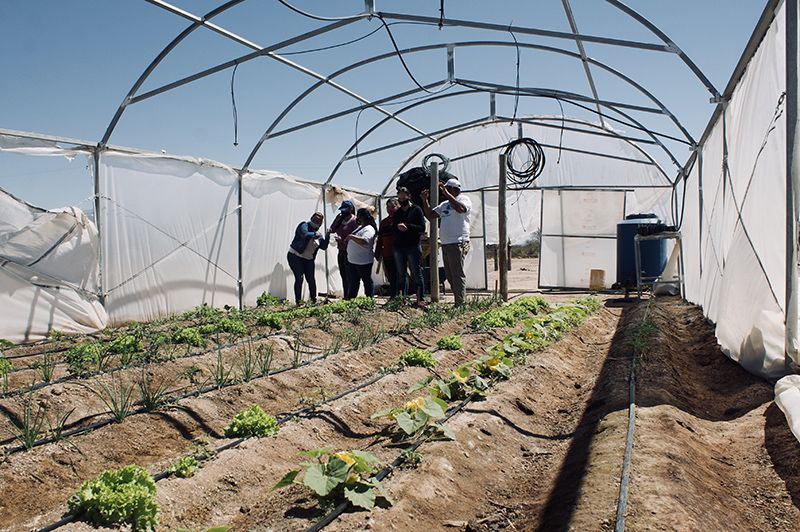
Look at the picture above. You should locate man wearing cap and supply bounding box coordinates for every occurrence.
[421,178,472,306]
[392,186,426,306]
[329,200,358,298]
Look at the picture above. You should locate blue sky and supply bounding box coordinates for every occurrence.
[0,0,769,210]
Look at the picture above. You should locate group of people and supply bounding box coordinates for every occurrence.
[287,178,471,307]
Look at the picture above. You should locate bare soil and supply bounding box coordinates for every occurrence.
[2,295,799,532]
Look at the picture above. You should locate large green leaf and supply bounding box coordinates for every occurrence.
[303,463,342,496]
[271,470,300,491]
[344,483,377,510]
[407,376,433,393]
[422,397,447,419]
[395,411,425,435]
[298,448,333,460]
[371,408,395,419]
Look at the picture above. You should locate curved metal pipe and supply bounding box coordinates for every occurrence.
[99,0,245,147]
[323,87,674,189]
[384,115,669,196]
[243,40,695,170]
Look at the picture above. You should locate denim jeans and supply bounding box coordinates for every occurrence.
[346,262,374,299]
[393,245,424,300]
[287,252,316,304]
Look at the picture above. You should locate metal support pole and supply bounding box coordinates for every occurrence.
[322,185,331,299]
[429,162,440,303]
[498,154,508,301]
[787,0,800,372]
[237,171,244,310]
[93,148,105,307]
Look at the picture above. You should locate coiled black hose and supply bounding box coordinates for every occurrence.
[503,137,545,188]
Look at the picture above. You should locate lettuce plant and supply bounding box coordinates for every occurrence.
[436,335,463,351]
[67,465,158,531]
[273,448,392,511]
[171,328,204,347]
[397,347,437,368]
[223,405,279,438]
[166,456,198,478]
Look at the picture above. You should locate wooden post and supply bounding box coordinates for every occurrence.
[429,162,440,303]
[499,154,508,301]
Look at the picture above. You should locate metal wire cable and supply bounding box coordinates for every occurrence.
[503,137,546,188]
[230,62,239,146]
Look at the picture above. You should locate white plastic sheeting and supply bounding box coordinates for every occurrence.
[539,189,625,288]
[775,375,800,443]
[682,1,787,379]
[99,152,240,322]
[0,189,107,341]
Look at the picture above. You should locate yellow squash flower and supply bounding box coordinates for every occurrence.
[452,370,469,384]
[486,357,502,372]
[404,397,425,412]
[332,452,356,468]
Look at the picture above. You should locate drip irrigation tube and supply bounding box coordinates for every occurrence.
[614,362,636,531]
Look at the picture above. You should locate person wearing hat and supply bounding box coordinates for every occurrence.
[420,177,472,306]
[392,186,426,306]
[287,212,329,305]
[329,199,358,298]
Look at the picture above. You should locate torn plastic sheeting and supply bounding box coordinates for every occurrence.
[775,375,800,444]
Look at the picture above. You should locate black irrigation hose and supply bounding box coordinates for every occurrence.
[35,362,404,531]
[5,301,493,453]
[503,137,546,189]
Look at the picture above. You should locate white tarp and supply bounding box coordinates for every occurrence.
[539,189,625,288]
[682,0,787,378]
[0,189,106,341]
[99,151,240,322]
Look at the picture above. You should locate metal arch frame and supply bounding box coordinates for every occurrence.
[242,40,696,172]
[100,1,719,161]
[319,86,673,192]
[325,84,683,190]
[102,2,433,149]
[383,116,671,196]
[561,0,606,128]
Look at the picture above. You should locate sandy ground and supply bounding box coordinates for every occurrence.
[2,289,799,531]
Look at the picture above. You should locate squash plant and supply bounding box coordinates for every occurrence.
[371,395,453,441]
[273,448,392,511]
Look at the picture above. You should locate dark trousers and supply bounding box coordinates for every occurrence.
[287,252,316,304]
[337,249,349,298]
[346,262,374,299]
[394,245,424,300]
[382,254,399,297]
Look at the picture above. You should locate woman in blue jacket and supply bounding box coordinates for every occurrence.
[287,212,328,305]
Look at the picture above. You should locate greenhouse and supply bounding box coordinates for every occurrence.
[1,1,800,530]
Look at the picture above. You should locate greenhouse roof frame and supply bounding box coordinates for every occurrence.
[96,0,731,192]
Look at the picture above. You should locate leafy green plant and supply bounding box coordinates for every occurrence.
[29,351,58,383]
[171,328,204,347]
[178,365,202,385]
[273,448,392,511]
[7,391,47,449]
[400,448,423,468]
[371,395,453,441]
[0,338,14,349]
[106,334,144,365]
[410,366,490,402]
[181,303,224,323]
[237,345,257,383]
[0,355,12,391]
[223,405,279,438]
[257,292,284,307]
[48,329,68,342]
[64,342,108,377]
[256,313,285,329]
[67,464,158,531]
[165,456,198,479]
[398,347,437,369]
[436,335,463,351]
[473,354,513,379]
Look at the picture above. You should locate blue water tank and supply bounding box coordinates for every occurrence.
[616,214,668,289]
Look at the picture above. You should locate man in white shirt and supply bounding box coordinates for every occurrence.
[420,177,472,306]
